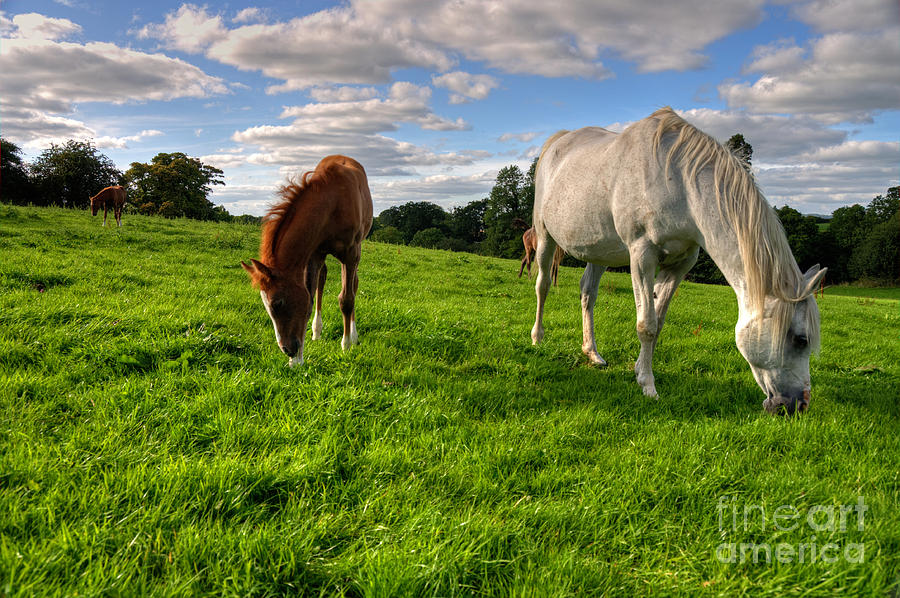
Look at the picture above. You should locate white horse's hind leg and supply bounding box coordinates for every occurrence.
[530,233,557,345]
[580,263,608,365]
[630,242,660,397]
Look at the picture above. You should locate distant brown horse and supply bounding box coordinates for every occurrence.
[90,185,127,226]
[519,227,564,285]
[242,155,373,366]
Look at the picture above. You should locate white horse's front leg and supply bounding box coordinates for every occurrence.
[630,243,660,397]
[580,263,608,365]
[531,234,557,345]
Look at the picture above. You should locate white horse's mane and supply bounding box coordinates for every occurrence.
[649,107,819,354]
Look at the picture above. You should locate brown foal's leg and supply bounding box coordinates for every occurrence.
[339,248,360,350]
[312,262,327,340]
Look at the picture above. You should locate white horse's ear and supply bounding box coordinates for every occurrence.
[800,267,827,297]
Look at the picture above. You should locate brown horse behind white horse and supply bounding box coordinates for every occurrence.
[520,226,564,285]
[242,155,373,366]
[90,185,126,226]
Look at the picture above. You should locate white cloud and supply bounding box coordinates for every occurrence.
[791,140,900,168]
[373,171,497,204]
[230,82,479,176]
[278,82,469,134]
[137,0,768,92]
[792,0,900,33]
[135,4,227,54]
[94,129,164,149]
[0,15,228,146]
[758,163,898,213]
[356,0,766,75]
[199,152,249,170]
[677,108,847,161]
[498,132,540,143]
[11,12,81,40]
[432,71,499,104]
[720,28,900,123]
[232,7,267,25]
[307,86,380,103]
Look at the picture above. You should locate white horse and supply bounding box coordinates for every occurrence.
[531,107,826,415]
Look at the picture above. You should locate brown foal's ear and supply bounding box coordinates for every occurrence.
[241,259,274,287]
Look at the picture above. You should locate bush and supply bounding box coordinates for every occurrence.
[410,227,445,249]
[370,226,404,245]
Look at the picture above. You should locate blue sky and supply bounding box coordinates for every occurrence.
[2,0,898,215]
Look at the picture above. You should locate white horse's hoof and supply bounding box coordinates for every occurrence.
[583,349,607,366]
[288,356,303,367]
[642,386,659,398]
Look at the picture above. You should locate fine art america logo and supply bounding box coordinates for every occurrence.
[715,496,867,564]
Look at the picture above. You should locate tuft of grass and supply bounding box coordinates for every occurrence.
[1,204,898,596]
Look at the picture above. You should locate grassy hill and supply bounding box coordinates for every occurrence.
[1,204,898,596]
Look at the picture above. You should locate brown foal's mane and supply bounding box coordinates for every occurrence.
[260,171,323,267]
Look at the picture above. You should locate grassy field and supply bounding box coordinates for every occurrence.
[1,204,898,597]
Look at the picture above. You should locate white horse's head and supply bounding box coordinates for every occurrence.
[735,266,826,415]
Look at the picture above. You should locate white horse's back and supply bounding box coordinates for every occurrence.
[535,118,698,268]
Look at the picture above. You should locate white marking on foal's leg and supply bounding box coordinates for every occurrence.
[342,319,358,351]
[311,309,323,340]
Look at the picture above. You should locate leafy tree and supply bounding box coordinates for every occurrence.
[125,153,225,220]
[410,227,445,249]
[448,198,488,246]
[865,186,899,226]
[726,134,753,167]
[29,140,121,208]
[849,210,899,282]
[370,226,404,245]
[775,205,821,271]
[375,201,447,243]
[482,163,535,258]
[0,138,36,205]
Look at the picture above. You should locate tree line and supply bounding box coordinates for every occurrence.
[2,136,896,284]
[1,138,239,222]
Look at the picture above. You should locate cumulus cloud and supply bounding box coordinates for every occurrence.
[94,129,164,149]
[792,0,900,33]
[757,163,898,213]
[232,7,268,25]
[137,0,768,92]
[10,12,81,40]
[720,25,900,123]
[0,12,228,146]
[678,108,847,161]
[135,4,227,54]
[280,82,469,133]
[432,71,499,104]
[791,140,900,168]
[307,86,380,103]
[498,132,540,143]
[232,83,485,177]
[372,171,498,204]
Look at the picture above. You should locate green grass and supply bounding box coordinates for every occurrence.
[1,204,898,597]
[821,285,900,301]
